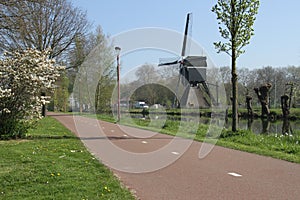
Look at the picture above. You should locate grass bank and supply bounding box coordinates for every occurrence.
[0,117,135,200]
[93,112,300,163]
[218,129,300,163]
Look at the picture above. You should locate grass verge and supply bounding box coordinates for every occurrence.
[0,117,135,200]
[217,129,300,163]
[93,113,300,163]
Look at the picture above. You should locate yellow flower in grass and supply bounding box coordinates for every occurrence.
[104,186,111,192]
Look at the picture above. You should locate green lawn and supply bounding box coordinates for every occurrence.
[0,117,135,200]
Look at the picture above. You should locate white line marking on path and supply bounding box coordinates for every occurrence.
[228,172,242,177]
[141,141,148,144]
[171,151,180,155]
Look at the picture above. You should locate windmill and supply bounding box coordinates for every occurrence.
[158,13,213,108]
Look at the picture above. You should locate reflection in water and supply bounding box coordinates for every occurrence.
[282,118,293,135]
[222,118,299,135]
[261,119,271,134]
[130,113,299,135]
[247,118,253,131]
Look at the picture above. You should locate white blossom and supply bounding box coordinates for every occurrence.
[0,48,63,125]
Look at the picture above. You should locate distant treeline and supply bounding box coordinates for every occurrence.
[220,66,300,108]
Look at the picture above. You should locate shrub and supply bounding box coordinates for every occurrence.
[0,49,63,139]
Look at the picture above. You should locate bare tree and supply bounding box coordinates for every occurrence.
[285,66,300,107]
[220,66,231,83]
[255,66,275,85]
[0,0,88,58]
[135,64,158,84]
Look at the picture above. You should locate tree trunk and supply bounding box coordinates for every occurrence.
[230,0,238,132]
[95,81,100,113]
[246,95,253,118]
[281,94,290,118]
[231,48,238,132]
[254,84,272,118]
[41,92,46,117]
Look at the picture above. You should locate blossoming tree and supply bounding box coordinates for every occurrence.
[0,49,63,138]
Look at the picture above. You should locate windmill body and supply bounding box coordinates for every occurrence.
[159,13,212,108]
[181,56,207,86]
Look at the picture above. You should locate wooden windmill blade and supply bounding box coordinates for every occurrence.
[158,57,180,66]
[157,13,213,108]
[158,13,192,67]
[181,13,192,57]
[158,13,192,108]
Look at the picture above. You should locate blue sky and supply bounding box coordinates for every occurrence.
[73,0,300,69]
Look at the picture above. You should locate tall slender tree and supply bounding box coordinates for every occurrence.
[67,27,115,113]
[212,0,259,131]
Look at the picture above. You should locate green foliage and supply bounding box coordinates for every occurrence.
[0,119,30,140]
[69,27,115,113]
[162,120,180,132]
[95,77,115,113]
[212,0,260,57]
[220,129,250,138]
[212,0,260,132]
[49,72,70,112]
[131,83,174,106]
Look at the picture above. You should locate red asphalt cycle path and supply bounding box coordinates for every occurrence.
[50,113,300,200]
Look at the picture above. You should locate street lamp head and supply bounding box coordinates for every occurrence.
[115,46,121,55]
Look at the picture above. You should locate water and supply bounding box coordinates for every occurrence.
[129,112,300,135]
[224,118,300,135]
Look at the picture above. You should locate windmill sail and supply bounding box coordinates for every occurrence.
[181,13,192,57]
[157,13,213,108]
[159,13,192,67]
[158,57,179,66]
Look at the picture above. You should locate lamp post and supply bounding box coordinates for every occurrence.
[115,46,121,122]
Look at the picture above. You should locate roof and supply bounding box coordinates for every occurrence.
[183,56,207,67]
